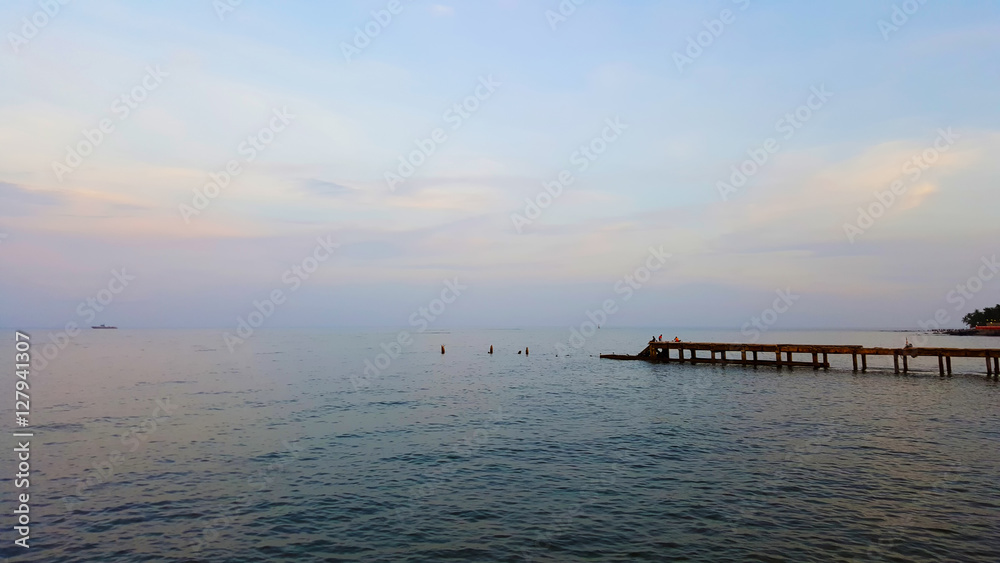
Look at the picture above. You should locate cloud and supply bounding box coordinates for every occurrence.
[430,4,455,16]
[0,182,62,216]
[298,178,355,197]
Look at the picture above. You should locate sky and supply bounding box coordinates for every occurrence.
[1,0,999,331]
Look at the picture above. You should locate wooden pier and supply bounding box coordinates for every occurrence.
[601,341,1000,379]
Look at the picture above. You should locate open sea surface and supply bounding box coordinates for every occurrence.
[1,328,999,562]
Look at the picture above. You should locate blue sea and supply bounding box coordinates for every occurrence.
[2,328,999,562]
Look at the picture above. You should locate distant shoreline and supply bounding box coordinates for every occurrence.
[879,329,1000,337]
[933,329,1000,337]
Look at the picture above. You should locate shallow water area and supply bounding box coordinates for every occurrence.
[1,328,998,562]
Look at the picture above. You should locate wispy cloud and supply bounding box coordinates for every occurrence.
[430,4,455,16]
[0,182,62,216]
[298,178,355,197]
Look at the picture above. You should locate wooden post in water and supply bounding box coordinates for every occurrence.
[648,344,657,360]
[752,350,758,368]
[994,357,999,378]
[862,354,867,372]
[938,355,945,377]
[852,353,858,371]
[776,347,783,369]
[946,356,952,376]
[893,353,899,374]
[902,354,908,374]
[823,352,829,370]
[741,350,747,366]
[812,352,819,370]
[720,350,727,365]
[710,350,716,363]
[987,356,994,378]
[786,351,793,367]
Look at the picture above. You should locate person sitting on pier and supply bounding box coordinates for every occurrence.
[673,336,681,342]
[905,338,913,349]
[659,334,663,341]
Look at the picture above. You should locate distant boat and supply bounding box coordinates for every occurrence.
[92,324,118,329]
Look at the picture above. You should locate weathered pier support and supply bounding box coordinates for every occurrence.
[604,341,1000,378]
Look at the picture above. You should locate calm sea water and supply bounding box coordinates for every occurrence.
[2,328,999,562]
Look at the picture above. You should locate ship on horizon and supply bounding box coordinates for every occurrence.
[92,324,117,329]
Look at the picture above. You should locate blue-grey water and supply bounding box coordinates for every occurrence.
[2,328,999,562]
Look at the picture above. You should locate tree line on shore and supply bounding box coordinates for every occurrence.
[963,304,1000,327]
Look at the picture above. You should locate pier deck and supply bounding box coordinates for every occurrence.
[601,341,1000,378]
